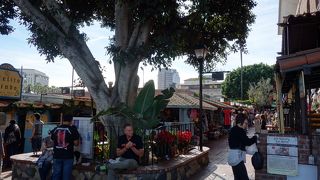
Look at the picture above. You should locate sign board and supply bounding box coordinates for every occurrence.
[267,136,298,176]
[0,63,22,100]
[267,155,299,176]
[267,136,298,145]
[73,89,85,97]
[73,117,94,159]
[212,72,224,81]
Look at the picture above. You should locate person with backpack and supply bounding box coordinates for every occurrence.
[228,113,257,180]
[51,114,80,180]
[4,120,21,168]
[31,113,44,155]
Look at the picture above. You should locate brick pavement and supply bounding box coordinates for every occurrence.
[190,128,256,180]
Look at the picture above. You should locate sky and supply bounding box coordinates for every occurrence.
[0,0,281,89]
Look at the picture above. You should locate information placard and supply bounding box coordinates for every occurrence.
[267,135,298,176]
[73,117,94,159]
[267,155,298,176]
[267,136,298,145]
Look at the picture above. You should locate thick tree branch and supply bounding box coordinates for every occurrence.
[12,0,110,106]
[11,0,65,37]
[136,20,151,46]
[127,22,141,49]
[115,0,129,50]
[43,0,72,34]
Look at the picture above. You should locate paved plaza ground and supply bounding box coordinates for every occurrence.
[190,128,255,180]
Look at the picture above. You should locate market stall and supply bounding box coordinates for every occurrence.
[255,12,320,179]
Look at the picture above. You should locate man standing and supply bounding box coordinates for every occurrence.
[4,120,21,168]
[31,113,44,155]
[107,124,144,180]
[51,115,80,180]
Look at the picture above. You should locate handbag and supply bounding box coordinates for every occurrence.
[251,151,264,170]
[245,143,258,155]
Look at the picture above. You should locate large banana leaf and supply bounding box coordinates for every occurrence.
[133,80,155,114]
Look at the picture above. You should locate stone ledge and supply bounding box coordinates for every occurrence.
[11,146,210,180]
[121,146,209,174]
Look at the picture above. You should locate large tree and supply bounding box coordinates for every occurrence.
[1,0,256,130]
[247,78,273,109]
[222,63,274,100]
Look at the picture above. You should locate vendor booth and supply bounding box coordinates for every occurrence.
[255,12,320,179]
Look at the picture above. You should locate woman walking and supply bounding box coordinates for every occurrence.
[228,113,257,180]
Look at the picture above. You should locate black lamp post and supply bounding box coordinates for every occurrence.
[194,46,208,151]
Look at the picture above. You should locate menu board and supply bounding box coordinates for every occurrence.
[267,136,298,176]
[73,117,94,159]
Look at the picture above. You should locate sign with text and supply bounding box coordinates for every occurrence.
[267,145,298,156]
[267,136,298,145]
[0,63,22,100]
[267,135,298,176]
[267,155,299,176]
[73,117,94,159]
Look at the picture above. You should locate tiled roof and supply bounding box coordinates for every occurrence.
[203,98,234,109]
[167,93,217,111]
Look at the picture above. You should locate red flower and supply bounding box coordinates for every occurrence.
[155,130,176,144]
[177,130,192,144]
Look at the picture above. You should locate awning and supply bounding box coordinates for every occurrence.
[277,47,320,73]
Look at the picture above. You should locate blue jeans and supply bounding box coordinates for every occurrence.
[52,159,74,180]
[39,161,52,180]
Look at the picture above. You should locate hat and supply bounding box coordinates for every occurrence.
[34,113,41,119]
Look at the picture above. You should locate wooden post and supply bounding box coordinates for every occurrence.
[275,73,285,134]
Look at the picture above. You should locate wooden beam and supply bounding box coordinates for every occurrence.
[275,73,285,134]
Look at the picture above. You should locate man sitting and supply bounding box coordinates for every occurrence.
[107,123,144,180]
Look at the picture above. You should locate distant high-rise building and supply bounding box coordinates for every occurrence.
[17,68,49,91]
[158,69,180,89]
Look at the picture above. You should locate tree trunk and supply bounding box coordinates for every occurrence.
[13,0,148,158]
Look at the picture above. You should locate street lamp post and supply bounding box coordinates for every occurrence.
[194,46,208,152]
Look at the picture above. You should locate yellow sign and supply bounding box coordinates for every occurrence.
[0,63,22,100]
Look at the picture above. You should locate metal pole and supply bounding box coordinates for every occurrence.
[240,50,243,100]
[199,58,204,151]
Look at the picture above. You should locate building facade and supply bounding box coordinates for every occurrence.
[18,69,49,90]
[158,68,180,89]
[180,75,224,102]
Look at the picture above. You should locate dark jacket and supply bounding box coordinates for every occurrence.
[261,119,267,130]
[228,126,256,151]
[4,124,21,145]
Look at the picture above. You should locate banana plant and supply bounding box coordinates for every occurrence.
[93,80,175,129]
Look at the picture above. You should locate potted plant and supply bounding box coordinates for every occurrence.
[177,130,192,154]
[154,130,176,159]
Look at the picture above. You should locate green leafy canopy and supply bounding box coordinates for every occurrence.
[222,63,274,100]
[1,0,256,68]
